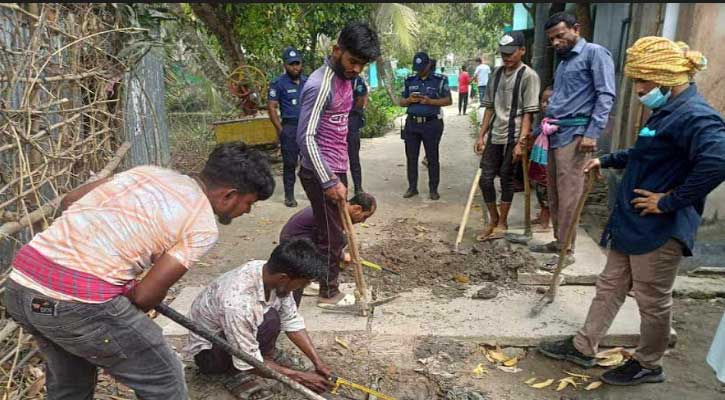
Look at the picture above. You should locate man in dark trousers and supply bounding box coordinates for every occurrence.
[400,51,452,200]
[347,76,368,195]
[539,36,725,386]
[296,22,380,308]
[268,47,307,207]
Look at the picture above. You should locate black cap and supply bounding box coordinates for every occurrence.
[412,52,430,72]
[498,31,525,54]
[282,47,302,64]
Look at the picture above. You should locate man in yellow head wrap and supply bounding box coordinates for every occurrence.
[539,36,725,387]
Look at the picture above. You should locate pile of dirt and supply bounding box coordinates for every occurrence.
[345,218,537,298]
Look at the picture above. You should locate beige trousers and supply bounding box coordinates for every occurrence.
[574,239,683,368]
[547,136,591,252]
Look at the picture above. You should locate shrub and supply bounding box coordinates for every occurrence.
[360,88,404,138]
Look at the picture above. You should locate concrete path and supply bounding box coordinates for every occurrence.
[166,103,658,346]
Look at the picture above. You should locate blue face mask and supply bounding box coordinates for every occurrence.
[638,87,671,109]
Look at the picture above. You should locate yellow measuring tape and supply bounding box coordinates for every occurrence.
[330,375,396,400]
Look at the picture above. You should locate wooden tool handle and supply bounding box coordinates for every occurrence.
[337,200,369,315]
[455,168,482,252]
[522,145,532,236]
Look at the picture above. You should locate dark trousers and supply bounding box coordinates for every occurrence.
[3,279,187,400]
[194,309,281,374]
[299,167,348,299]
[458,92,469,114]
[280,123,300,200]
[478,85,486,104]
[479,142,515,203]
[347,113,364,192]
[404,117,444,193]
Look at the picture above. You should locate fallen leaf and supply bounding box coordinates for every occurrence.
[597,352,624,367]
[453,274,470,284]
[334,336,349,350]
[361,223,369,228]
[26,376,45,397]
[530,378,554,388]
[472,363,488,377]
[503,357,518,367]
[487,349,509,363]
[556,376,579,391]
[564,370,591,380]
[585,381,603,390]
[524,377,537,385]
[595,347,625,358]
[484,352,496,363]
[497,365,523,373]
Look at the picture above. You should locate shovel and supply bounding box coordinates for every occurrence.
[506,145,533,245]
[530,170,595,317]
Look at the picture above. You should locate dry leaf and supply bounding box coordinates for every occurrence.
[497,365,523,373]
[472,363,488,377]
[525,377,537,385]
[597,352,624,367]
[531,378,554,388]
[585,381,603,390]
[564,370,591,380]
[453,274,470,284]
[503,357,518,367]
[487,349,509,363]
[556,376,579,391]
[484,352,496,363]
[595,347,624,358]
[334,336,349,350]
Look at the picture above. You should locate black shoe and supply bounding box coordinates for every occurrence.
[529,240,560,254]
[537,336,597,368]
[601,359,666,386]
[403,189,419,198]
[284,198,298,207]
[354,187,365,196]
[429,191,440,200]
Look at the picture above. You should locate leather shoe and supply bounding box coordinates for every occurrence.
[284,198,298,207]
[403,189,419,198]
[429,191,440,200]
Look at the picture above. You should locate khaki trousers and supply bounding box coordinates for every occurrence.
[547,136,591,252]
[574,239,683,368]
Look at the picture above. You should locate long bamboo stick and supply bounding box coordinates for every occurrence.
[337,200,369,316]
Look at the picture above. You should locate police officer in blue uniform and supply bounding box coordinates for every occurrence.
[348,76,368,195]
[400,52,452,200]
[268,47,307,207]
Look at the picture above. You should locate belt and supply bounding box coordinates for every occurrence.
[408,115,438,124]
[282,118,299,125]
[552,116,590,127]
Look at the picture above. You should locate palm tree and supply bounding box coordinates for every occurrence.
[371,3,420,105]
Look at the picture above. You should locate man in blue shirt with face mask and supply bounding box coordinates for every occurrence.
[538,36,725,387]
[268,47,307,207]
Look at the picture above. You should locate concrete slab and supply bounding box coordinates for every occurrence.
[302,285,668,347]
[156,286,204,336]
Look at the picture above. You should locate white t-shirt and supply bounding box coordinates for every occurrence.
[474,64,492,86]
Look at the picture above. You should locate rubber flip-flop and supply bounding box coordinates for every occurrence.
[316,293,356,309]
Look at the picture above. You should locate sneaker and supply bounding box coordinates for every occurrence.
[429,191,440,200]
[529,240,560,254]
[403,189,419,198]
[537,336,597,368]
[601,359,666,386]
[284,198,298,208]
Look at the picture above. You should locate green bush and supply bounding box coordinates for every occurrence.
[360,88,404,138]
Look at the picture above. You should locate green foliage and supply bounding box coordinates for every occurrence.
[360,88,404,139]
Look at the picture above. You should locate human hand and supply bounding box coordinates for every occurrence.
[324,181,347,203]
[474,134,487,154]
[419,96,433,105]
[314,363,333,380]
[578,137,597,153]
[583,158,603,180]
[513,143,523,163]
[295,371,331,393]
[631,189,666,216]
[343,252,351,263]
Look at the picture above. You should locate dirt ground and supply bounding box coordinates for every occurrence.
[171,101,725,400]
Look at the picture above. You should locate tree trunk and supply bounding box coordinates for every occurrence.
[189,4,245,71]
[376,56,398,106]
[532,3,554,90]
[575,3,593,41]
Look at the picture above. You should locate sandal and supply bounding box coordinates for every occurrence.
[477,225,507,242]
[224,373,274,400]
[476,224,497,241]
[316,292,356,309]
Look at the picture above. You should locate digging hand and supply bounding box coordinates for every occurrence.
[295,371,331,393]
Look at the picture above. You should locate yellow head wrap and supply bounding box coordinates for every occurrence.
[624,36,708,86]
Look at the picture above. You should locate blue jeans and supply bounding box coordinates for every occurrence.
[4,279,187,400]
[478,85,486,104]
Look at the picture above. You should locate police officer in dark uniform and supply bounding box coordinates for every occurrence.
[268,47,307,207]
[400,52,452,200]
[348,76,368,195]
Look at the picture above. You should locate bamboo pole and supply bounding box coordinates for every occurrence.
[454,168,482,252]
[337,200,369,316]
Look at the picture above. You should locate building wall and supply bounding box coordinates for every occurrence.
[676,3,725,220]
